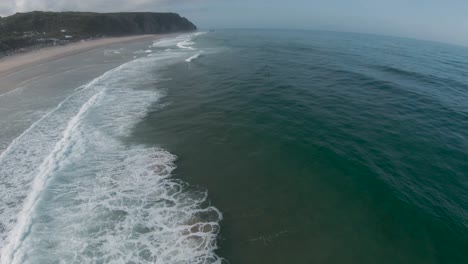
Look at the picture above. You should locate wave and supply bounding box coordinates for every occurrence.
[0,87,24,98]
[375,65,468,91]
[152,32,207,52]
[104,49,122,56]
[177,40,196,50]
[1,90,104,264]
[186,53,201,62]
[0,34,222,264]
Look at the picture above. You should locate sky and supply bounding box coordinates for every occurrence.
[1,0,467,46]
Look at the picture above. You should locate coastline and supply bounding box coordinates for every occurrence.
[0,34,168,80]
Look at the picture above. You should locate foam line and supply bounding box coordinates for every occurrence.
[0,63,126,164]
[0,87,24,98]
[186,53,201,62]
[1,90,103,264]
[0,32,223,264]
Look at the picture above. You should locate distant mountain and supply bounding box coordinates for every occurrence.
[0,11,197,55]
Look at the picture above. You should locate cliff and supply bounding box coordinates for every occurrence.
[0,11,197,55]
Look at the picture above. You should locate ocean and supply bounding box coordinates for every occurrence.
[0,29,467,263]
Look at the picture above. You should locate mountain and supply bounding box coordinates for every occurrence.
[0,11,197,55]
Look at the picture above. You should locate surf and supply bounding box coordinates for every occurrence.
[0,33,223,264]
[1,90,104,264]
[186,53,201,62]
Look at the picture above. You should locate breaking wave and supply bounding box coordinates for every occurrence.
[0,33,223,264]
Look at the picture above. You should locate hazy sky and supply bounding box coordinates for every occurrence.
[1,0,467,46]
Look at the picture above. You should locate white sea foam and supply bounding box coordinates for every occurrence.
[0,32,222,264]
[152,37,181,48]
[193,32,208,37]
[0,62,129,264]
[151,34,193,48]
[104,49,122,55]
[0,87,24,98]
[153,32,206,51]
[177,40,196,50]
[186,54,201,62]
[2,90,104,264]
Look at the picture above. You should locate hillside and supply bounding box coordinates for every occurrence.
[0,11,197,55]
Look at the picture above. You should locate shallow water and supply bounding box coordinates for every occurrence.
[0,33,222,264]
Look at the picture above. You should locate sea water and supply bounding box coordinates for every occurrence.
[0,33,222,264]
[1,29,468,264]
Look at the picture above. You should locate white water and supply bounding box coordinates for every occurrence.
[177,40,196,50]
[153,33,205,51]
[186,54,201,62]
[0,33,223,264]
[0,86,24,98]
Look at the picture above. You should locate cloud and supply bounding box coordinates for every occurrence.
[0,1,14,17]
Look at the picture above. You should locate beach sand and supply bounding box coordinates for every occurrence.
[0,34,166,81]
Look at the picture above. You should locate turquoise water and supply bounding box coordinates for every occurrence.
[0,30,467,263]
[134,30,468,263]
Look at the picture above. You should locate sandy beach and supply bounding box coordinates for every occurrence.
[0,34,166,78]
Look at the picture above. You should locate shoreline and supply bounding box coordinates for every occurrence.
[0,34,168,78]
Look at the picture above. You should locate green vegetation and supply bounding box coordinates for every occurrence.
[0,11,197,55]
